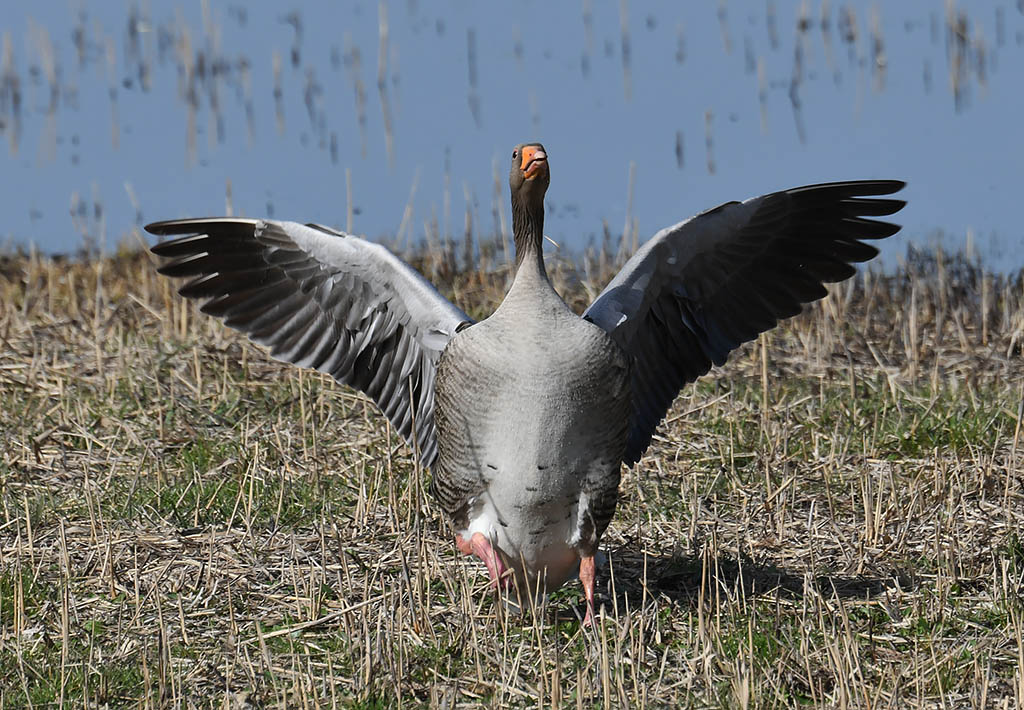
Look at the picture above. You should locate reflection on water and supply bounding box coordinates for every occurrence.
[0,2,1020,270]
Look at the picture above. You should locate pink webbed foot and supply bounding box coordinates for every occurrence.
[580,554,596,627]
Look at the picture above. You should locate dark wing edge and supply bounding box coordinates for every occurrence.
[583,180,906,465]
[147,217,473,468]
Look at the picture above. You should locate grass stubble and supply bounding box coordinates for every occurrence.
[0,240,1023,708]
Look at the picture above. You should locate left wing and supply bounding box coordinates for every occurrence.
[583,180,906,465]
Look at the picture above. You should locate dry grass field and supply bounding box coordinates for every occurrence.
[1,242,1023,708]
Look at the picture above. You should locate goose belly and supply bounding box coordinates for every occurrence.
[434,320,630,590]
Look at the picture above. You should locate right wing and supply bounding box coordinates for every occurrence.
[147,218,473,468]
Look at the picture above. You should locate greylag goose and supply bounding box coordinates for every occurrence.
[147,142,905,624]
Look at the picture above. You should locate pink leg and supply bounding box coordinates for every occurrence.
[455,533,473,556]
[580,555,596,626]
[456,532,508,588]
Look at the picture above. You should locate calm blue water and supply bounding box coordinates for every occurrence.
[1,2,1022,270]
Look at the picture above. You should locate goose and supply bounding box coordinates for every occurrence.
[147,142,905,625]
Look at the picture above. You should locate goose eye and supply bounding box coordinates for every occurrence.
[512,150,518,159]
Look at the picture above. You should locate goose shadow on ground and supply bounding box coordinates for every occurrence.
[585,541,917,618]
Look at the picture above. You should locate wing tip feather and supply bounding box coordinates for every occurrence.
[145,217,260,238]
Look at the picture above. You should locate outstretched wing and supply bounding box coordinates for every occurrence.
[147,218,473,467]
[583,180,906,465]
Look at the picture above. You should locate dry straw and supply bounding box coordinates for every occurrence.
[1,240,1022,706]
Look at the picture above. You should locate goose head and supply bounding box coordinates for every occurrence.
[509,142,550,205]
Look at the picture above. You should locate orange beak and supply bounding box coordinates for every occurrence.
[520,146,548,180]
